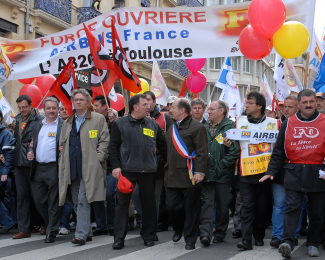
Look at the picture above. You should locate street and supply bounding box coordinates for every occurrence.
[0,220,322,260]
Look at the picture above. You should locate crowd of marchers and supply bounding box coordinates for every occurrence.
[1,88,325,259]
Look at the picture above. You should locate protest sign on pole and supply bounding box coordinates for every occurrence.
[261,75,273,107]
[0,0,315,81]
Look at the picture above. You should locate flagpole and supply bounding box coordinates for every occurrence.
[303,53,310,88]
[36,89,50,109]
[96,68,110,108]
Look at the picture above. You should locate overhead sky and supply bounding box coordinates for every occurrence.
[314,0,325,40]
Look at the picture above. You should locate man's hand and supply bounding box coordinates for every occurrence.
[1,174,7,182]
[59,146,63,154]
[259,175,273,182]
[0,154,5,164]
[27,151,34,161]
[112,168,122,180]
[193,173,204,184]
[223,137,232,148]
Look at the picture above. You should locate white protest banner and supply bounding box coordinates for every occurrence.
[0,43,12,88]
[150,60,170,106]
[223,128,279,144]
[0,0,315,80]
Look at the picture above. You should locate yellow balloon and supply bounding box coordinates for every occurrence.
[130,78,150,96]
[0,90,2,100]
[273,21,310,59]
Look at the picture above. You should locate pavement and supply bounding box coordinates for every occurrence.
[0,220,324,260]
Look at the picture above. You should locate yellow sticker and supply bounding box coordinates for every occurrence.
[215,133,224,144]
[89,130,98,138]
[48,133,56,137]
[143,128,154,137]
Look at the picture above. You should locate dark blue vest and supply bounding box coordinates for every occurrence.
[69,119,82,180]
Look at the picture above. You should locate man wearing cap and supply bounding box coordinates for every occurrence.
[316,92,325,111]
[265,106,276,118]
[166,96,177,119]
[109,94,167,249]
[165,98,208,250]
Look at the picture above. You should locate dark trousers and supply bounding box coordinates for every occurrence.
[166,187,201,244]
[15,166,32,233]
[30,162,62,236]
[238,180,272,242]
[284,190,324,249]
[114,172,157,242]
[200,182,232,240]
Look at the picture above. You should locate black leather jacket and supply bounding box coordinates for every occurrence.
[109,114,167,173]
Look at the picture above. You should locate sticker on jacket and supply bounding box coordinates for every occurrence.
[48,133,56,137]
[21,123,26,130]
[143,128,154,137]
[215,133,224,144]
[89,130,98,138]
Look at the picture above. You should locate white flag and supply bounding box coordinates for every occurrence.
[0,95,13,116]
[6,110,15,124]
[0,43,12,89]
[274,53,302,94]
[261,75,273,107]
[150,60,171,106]
[109,86,117,102]
[217,58,241,117]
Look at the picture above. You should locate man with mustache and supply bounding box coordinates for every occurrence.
[261,89,325,258]
[27,97,64,243]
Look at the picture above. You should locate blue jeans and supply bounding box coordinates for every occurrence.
[0,179,15,229]
[272,183,302,240]
[92,173,117,230]
[60,202,73,229]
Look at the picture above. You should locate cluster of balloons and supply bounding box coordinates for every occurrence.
[185,59,207,93]
[18,75,56,108]
[239,0,310,60]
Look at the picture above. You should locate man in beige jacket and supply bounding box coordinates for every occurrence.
[58,89,109,245]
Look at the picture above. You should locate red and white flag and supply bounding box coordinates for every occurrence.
[111,22,141,94]
[50,58,77,115]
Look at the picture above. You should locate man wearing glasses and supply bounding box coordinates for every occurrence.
[12,95,44,239]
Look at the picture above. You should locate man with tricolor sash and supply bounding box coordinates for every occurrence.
[261,90,325,258]
[236,92,277,251]
[165,98,208,250]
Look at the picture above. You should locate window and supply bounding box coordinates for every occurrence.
[35,32,44,39]
[230,57,238,71]
[244,59,252,73]
[210,57,223,70]
[83,0,92,7]
[218,0,238,4]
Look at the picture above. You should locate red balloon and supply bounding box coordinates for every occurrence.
[35,75,56,96]
[187,72,207,94]
[19,84,43,108]
[185,58,206,72]
[110,93,125,111]
[239,26,273,60]
[248,0,286,39]
[18,78,35,85]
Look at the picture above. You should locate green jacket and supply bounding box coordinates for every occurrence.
[204,117,240,183]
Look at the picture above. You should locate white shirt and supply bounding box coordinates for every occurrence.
[36,117,59,163]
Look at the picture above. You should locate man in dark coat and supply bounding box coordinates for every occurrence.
[165,98,208,250]
[199,100,240,246]
[12,95,44,239]
[261,89,325,258]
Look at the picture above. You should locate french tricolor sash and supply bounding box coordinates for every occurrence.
[172,124,196,185]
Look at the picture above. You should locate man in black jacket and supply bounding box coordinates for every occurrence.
[26,97,63,243]
[12,95,44,239]
[261,89,325,258]
[109,94,167,249]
